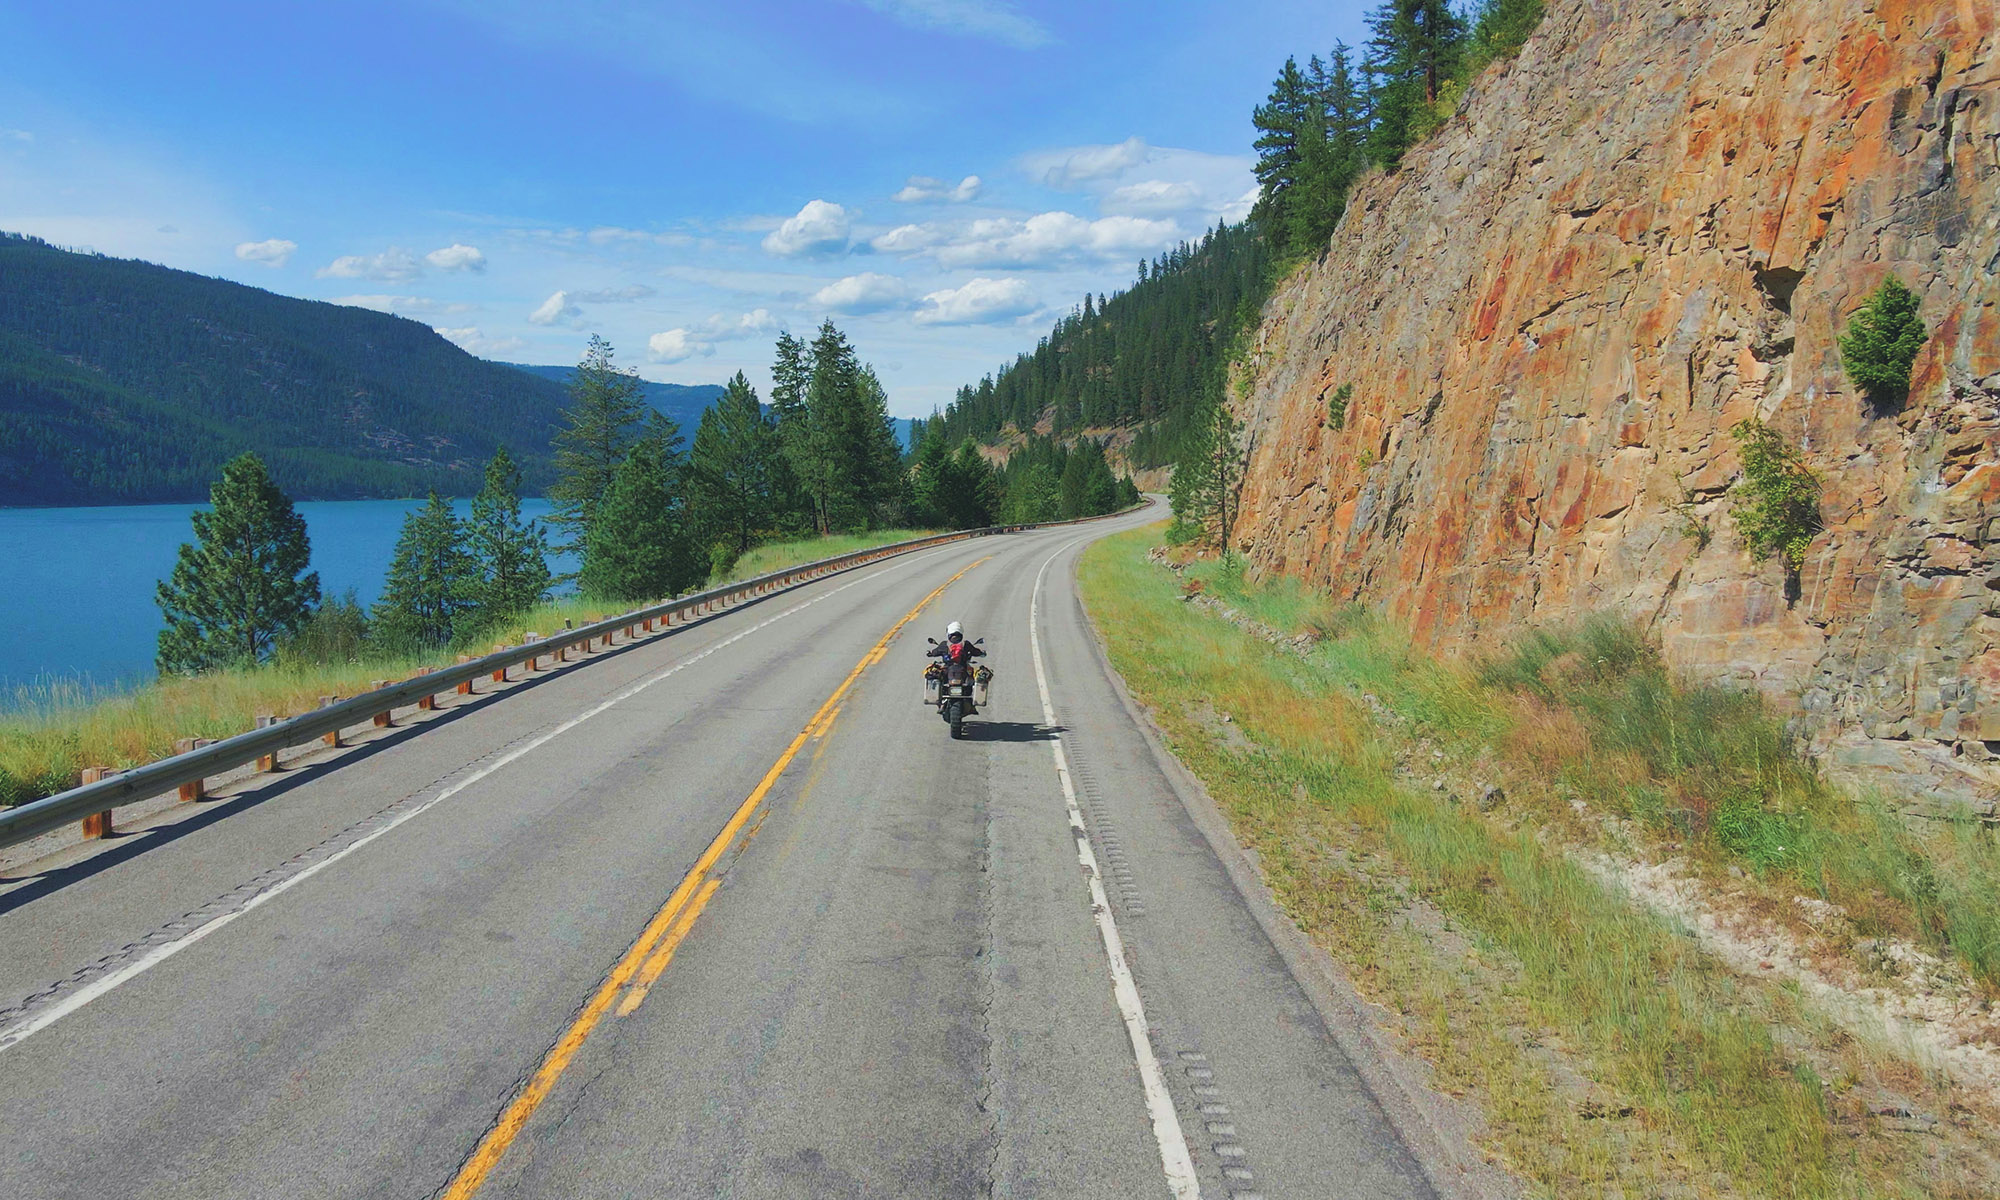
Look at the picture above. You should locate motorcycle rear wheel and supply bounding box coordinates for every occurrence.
[945,700,964,738]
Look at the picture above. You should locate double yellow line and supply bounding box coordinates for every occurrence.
[440,557,989,1199]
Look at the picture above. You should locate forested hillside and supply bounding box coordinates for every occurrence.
[0,233,571,505]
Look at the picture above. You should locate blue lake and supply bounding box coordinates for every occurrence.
[0,499,575,700]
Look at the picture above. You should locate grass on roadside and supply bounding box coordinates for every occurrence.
[1085,528,1983,1199]
[0,527,941,809]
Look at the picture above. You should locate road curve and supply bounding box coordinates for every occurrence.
[0,512,1436,1199]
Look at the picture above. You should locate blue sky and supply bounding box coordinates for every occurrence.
[0,0,1370,417]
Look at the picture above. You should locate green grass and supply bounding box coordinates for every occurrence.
[713,528,939,584]
[1086,528,1972,1199]
[0,527,943,809]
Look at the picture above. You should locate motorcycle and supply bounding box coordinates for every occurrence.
[923,638,992,738]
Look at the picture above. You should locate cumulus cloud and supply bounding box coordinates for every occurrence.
[334,294,476,316]
[893,174,982,203]
[871,211,1177,269]
[762,200,852,258]
[435,326,527,357]
[1030,137,1150,188]
[529,290,583,326]
[425,243,487,272]
[913,277,1039,326]
[318,247,423,281]
[858,0,1050,48]
[235,238,297,267]
[812,272,912,314]
[648,328,716,364]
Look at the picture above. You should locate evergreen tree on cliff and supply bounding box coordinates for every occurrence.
[467,446,551,622]
[157,452,321,675]
[375,492,478,649]
[1365,0,1466,167]
[549,335,648,554]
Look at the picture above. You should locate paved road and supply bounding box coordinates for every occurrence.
[0,513,1437,1199]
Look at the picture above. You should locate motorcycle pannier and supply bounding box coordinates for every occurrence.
[925,676,942,705]
[973,669,991,706]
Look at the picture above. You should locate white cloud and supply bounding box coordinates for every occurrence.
[648,328,716,363]
[333,294,476,316]
[235,238,297,267]
[762,199,852,258]
[858,0,1050,48]
[425,243,487,272]
[893,174,982,203]
[435,326,527,357]
[730,308,779,334]
[1101,179,1203,217]
[688,308,783,339]
[529,290,583,326]
[571,285,657,303]
[318,246,423,281]
[913,277,1039,325]
[0,129,31,143]
[1029,137,1150,188]
[812,272,912,314]
[871,211,1178,269]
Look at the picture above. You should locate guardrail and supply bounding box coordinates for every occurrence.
[0,499,1152,853]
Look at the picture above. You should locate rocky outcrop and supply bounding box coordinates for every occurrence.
[1232,0,2000,808]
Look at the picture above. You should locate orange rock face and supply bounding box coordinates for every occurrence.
[1233,0,2000,808]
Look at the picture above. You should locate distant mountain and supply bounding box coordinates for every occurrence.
[502,364,724,434]
[0,232,571,506]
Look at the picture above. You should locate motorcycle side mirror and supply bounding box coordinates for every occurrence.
[926,637,937,644]
[974,638,985,645]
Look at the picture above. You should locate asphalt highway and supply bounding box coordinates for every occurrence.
[0,511,1439,1199]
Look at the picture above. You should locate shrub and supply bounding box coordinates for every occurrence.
[1837,276,1926,409]
[1327,383,1353,429]
[1727,418,1821,581]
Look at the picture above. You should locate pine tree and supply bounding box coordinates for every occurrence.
[580,437,703,603]
[688,372,786,562]
[1838,276,1928,409]
[549,335,648,554]
[1252,57,1314,243]
[374,492,478,650]
[909,425,953,527]
[1466,0,1546,69]
[156,451,321,675]
[945,440,1000,528]
[1003,462,1061,523]
[1366,0,1466,168]
[467,446,551,624]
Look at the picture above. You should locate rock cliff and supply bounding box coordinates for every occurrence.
[1232,0,2000,807]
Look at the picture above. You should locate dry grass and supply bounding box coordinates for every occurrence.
[1083,526,1993,1199]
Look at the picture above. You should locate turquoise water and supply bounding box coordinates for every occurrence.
[0,499,574,700]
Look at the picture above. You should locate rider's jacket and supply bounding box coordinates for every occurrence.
[926,637,985,665]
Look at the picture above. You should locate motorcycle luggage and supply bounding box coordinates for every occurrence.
[973,672,990,706]
[925,677,941,704]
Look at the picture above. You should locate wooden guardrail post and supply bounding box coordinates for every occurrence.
[456,655,474,694]
[174,739,208,800]
[319,697,341,746]
[416,667,437,710]
[80,767,114,837]
[369,685,392,728]
[254,715,280,770]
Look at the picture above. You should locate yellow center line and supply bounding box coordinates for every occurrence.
[439,555,991,1200]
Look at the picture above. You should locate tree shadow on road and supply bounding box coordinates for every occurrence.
[958,721,1065,743]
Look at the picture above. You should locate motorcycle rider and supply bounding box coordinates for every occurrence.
[927,621,985,672]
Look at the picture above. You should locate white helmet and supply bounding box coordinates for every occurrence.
[946,621,962,638]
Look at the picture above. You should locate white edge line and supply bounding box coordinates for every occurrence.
[0,552,943,1055]
[1030,536,1202,1200]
